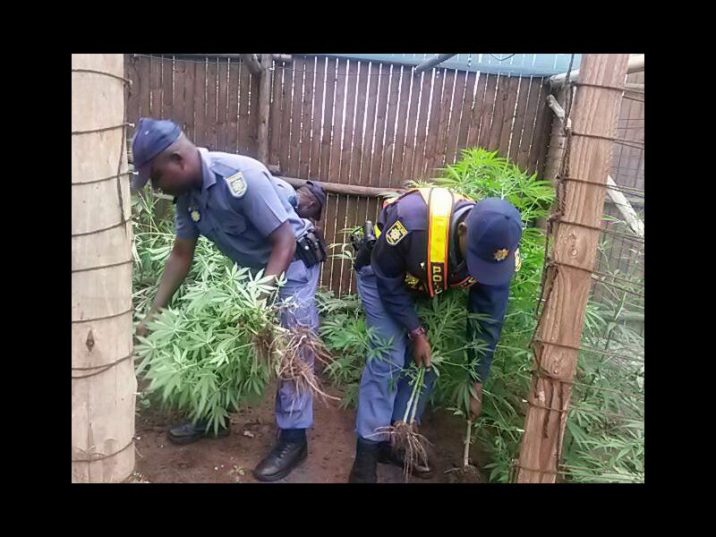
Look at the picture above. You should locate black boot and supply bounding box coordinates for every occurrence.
[349,438,379,483]
[167,418,230,445]
[378,441,434,479]
[253,429,308,482]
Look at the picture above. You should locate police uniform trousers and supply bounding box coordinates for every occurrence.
[354,264,437,442]
[275,259,321,430]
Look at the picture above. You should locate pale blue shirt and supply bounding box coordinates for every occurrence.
[175,148,312,270]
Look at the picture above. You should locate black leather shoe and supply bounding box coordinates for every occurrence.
[349,439,379,483]
[167,419,230,445]
[377,441,433,479]
[253,439,308,482]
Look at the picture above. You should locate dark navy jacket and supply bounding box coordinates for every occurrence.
[370,190,511,382]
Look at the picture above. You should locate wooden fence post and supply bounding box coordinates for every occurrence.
[515,54,630,483]
[72,54,136,482]
[240,53,263,76]
[257,53,272,165]
[536,85,569,229]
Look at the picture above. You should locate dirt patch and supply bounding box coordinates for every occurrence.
[134,380,489,484]
[445,465,485,483]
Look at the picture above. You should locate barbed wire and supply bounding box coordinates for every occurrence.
[517,55,645,482]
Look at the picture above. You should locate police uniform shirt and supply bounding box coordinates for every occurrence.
[271,176,319,233]
[272,177,299,211]
[174,149,312,270]
[370,190,511,382]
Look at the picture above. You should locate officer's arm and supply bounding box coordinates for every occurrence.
[136,201,199,336]
[466,282,510,383]
[371,233,422,333]
[153,197,200,310]
[148,237,197,316]
[265,221,297,279]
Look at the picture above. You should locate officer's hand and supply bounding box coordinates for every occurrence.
[411,334,432,369]
[135,311,156,339]
[468,382,483,421]
[135,320,149,339]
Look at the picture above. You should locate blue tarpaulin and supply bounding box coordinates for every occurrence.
[314,54,582,77]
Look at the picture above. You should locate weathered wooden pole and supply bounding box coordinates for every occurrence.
[549,53,642,88]
[535,86,569,229]
[72,54,136,482]
[516,54,629,483]
[240,53,263,76]
[413,53,455,74]
[256,53,272,164]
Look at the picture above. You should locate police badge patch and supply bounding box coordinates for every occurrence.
[493,248,509,261]
[225,171,247,198]
[189,207,201,222]
[404,272,421,289]
[385,220,408,246]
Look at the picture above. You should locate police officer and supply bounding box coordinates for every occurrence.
[131,117,326,482]
[273,177,326,224]
[348,187,523,483]
[273,178,327,248]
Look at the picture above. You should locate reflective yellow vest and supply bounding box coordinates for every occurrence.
[376,187,476,297]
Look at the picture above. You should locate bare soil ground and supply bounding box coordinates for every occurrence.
[133,380,487,484]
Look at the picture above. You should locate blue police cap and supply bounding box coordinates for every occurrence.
[465,198,523,286]
[302,181,326,220]
[130,117,181,190]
